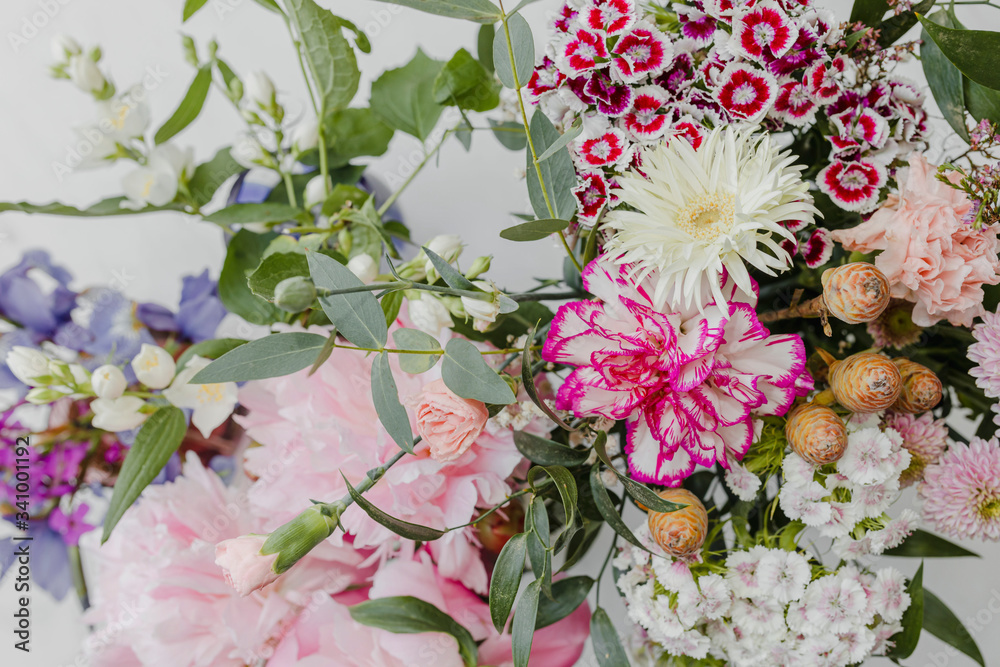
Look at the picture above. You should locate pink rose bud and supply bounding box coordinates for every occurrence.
[215,534,280,597]
[416,379,489,463]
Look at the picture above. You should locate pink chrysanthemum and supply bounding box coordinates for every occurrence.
[884,411,949,487]
[919,437,1000,541]
[969,309,1000,399]
[542,256,812,486]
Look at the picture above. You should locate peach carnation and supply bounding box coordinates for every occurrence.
[832,153,1000,327]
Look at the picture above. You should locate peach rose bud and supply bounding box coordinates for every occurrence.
[416,379,489,462]
[891,358,943,413]
[821,262,891,324]
[215,534,280,597]
[829,352,902,413]
[647,488,708,558]
[786,403,848,465]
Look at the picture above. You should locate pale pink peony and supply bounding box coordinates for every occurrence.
[235,337,527,594]
[416,379,490,462]
[919,437,1000,541]
[80,453,370,667]
[542,255,812,485]
[832,153,1000,327]
[215,534,280,597]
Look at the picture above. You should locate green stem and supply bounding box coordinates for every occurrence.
[377,129,453,217]
[498,0,583,274]
[69,545,90,610]
[316,280,494,301]
[510,290,583,302]
[282,170,299,209]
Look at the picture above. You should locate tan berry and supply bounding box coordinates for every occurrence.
[891,358,943,414]
[821,262,891,324]
[786,403,849,466]
[829,352,902,413]
[647,488,708,558]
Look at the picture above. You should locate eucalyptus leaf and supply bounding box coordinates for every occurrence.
[342,473,447,541]
[370,49,446,141]
[191,333,328,382]
[285,0,360,112]
[511,579,541,667]
[308,251,388,349]
[594,432,686,514]
[536,118,582,162]
[204,203,306,226]
[424,247,476,290]
[176,338,248,371]
[513,431,589,467]
[888,563,924,659]
[493,13,533,89]
[370,0,501,23]
[923,589,985,666]
[309,330,338,375]
[526,111,577,220]
[349,596,478,667]
[591,607,630,666]
[442,338,516,404]
[490,532,528,632]
[919,18,1000,91]
[371,352,416,453]
[500,219,570,242]
[102,407,187,543]
[155,65,212,144]
[392,328,443,374]
[490,120,527,150]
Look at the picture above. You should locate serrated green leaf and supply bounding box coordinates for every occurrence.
[102,407,187,543]
[218,230,284,325]
[191,332,328,382]
[321,108,394,168]
[882,528,981,558]
[593,432,686,514]
[923,589,985,666]
[493,13,533,89]
[433,48,501,111]
[204,203,306,226]
[490,532,528,632]
[512,579,541,667]
[183,0,209,21]
[176,338,248,371]
[535,576,593,629]
[155,66,212,144]
[920,18,1000,91]
[0,198,184,217]
[526,111,577,220]
[370,49,446,141]
[341,472,446,541]
[392,328,442,373]
[286,0,360,112]
[349,596,478,667]
[370,0,499,22]
[250,0,282,11]
[308,251,388,349]
[500,218,571,242]
[371,351,416,453]
[888,563,924,659]
[189,147,243,207]
[591,607,629,666]
[248,252,310,300]
[442,338,515,404]
[513,431,589,467]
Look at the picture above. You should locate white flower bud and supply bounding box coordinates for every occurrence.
[68,54,106,94]
[304,175,330,208]
[290,118,320,154]
[6,347,51,386]
[347,254,378,284]
[51,34,82,61]
[246,71,276,110]
[461,280,502,333]
[424,234,463,274]
[408,294,454,336]
[91,396,148,432]
[91,365,127,399]
[232,134,273,170]
[130,344,176,390]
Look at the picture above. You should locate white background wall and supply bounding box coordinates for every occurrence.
[0,0,999,665]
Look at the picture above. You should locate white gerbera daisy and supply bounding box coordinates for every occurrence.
[604,125,817,309]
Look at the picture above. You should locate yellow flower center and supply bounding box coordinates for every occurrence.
[675,192,736,241]
[979,496,1000,520]
[197,383,226,405]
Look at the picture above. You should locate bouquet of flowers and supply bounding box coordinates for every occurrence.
[5,0,1000,664]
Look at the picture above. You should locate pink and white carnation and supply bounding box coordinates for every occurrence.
[543,255,812,486]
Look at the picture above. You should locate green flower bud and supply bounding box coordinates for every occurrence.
[274,276,317,313]
[338,229,353,256]
[26,388,68,405]
[465,255,492,280]
[260,505,339,574]
[181,35,199,67]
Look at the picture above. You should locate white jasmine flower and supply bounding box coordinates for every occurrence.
[246,71,276,110]
[423,234,464,275]
[304,175,330,208]
[724,460,761,501]
[604,125,815,309]
[91,396,147,432]
[130,344,176,389]
[51,34,81,61]
[6,347,51,385]
[461,280,502,332]
[408,293,454,336]
[91,364,127,400]
[347,254,378,284]
[68,54,106,94]
[232,134,274,170]
[121,145,192,209]
[757,549,811,605]
[290,117,320,154]
[97,86,151,141]
[837,427,897,486]
[163,356,238,437]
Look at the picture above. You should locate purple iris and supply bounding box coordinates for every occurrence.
[0,521,73,601]
[0,250,76,336]
[135,270,227,343]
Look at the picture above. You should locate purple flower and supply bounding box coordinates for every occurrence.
[0,521,72,601]
[136,270,227,343]
[0,250,76,335]
[48,504,95,547]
